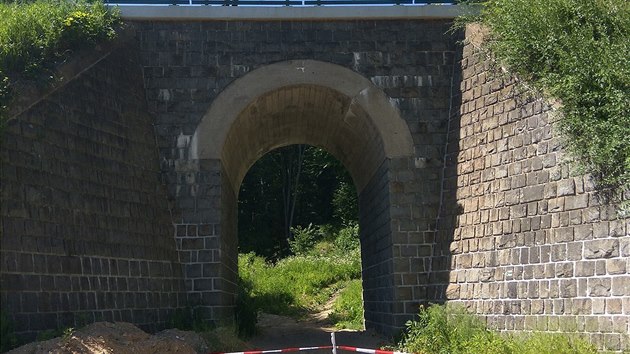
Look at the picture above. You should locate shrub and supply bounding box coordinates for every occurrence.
[289,223,321,256]
[333,181,358,225]
[473,0,630,202]
[333,223,359,253]
[509,332,598,354]
[0,0,119,76]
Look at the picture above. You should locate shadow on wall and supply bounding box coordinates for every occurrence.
[429,30,464,307]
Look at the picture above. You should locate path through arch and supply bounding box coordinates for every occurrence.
[180,60,433,334]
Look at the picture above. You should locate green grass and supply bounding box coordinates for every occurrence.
[237,224,364,333]
[328,279,364,330]
[397,304,598,354]
[239,248,362,317]
[0,0,120,122]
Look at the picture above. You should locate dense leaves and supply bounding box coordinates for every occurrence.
[238,145,358,259]
[475,0,629,203]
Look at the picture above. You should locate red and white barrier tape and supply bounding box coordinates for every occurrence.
[219,346,334,354]
[212,332,410,354]
[336,346,408,354]
[213,346,407,354]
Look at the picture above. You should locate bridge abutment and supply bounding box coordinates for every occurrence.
[1,14,627,351]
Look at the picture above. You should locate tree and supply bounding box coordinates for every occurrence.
[238,145,358,259]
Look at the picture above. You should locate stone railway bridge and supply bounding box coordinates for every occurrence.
[1,5,628,351]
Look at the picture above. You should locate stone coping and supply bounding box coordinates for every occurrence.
[113,4,476,20]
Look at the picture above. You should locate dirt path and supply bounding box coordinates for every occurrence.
[246,304,391,353]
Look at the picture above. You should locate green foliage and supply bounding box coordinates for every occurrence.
[289,223,321,256]
[235,276,258,338]
[333,181,358,225]
[238,222,364,330]
[0,0,120,123]
[328,279,364,330]
[509,332,598,354]
[398,304,503,354]
[475,0,630,200]
[398,304,598,354]
[288,222,359,256]
[1,311,19,352]
[333,223,359,253]
[238,248,362,317]
[238,145,358,259]
[202,326,249,353]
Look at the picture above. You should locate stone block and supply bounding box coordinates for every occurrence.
[606,259,626,274]
[556,179,575,196]
[588,278,611,297]
[584,239,619,259]
[522,185,544,203]
[553,227,574,242]
[621,237,630,257]
[607,299,622,314]
[565,194,589,210]
[574,224,593,241]
[611,276,630,296]
[576,261,595,277]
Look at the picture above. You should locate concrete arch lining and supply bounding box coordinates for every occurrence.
[190,60,414,192]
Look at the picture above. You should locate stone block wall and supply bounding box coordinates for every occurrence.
[359,159,394,333]
[0,48,186,340]
[438,27,630,351]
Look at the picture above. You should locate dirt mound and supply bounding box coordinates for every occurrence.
[8,322,208,354]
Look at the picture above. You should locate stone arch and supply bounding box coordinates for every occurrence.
[188,60,415,333]
[190,59,414,192]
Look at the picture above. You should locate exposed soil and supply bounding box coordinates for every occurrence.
[7,322,208,354]
[247,313,389,353]
[246,295,390,353]
[7,297,390,354]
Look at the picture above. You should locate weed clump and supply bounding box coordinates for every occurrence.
[397,304,598,354]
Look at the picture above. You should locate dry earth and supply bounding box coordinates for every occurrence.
[247,313,389,353]
[7,299,390,354]
[7,322,208,354]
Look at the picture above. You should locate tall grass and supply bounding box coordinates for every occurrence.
[239,248,362,317]
[0,0,120,122]
[0,0,119,76]
[329,279,364,330]
[397,304,598,354]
